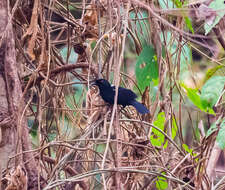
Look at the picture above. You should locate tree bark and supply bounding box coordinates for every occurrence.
[0,0,17,173]
[0,1,39,189]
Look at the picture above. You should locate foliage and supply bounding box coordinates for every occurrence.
[4,0,225,189]
[135,45,158,91]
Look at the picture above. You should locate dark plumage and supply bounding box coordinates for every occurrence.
[93,79,149,114]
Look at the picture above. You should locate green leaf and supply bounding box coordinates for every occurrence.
[206,122,218,137]
[203,65,223,83]
[150,112,165,147]
[90,40,97,50]
[181,83,215,114]
[173,0,182,7]
[185,17,194,34]
[180,83,203,109]
[204,0,225,35]
[172,116,178,139]
[182,144,198,160]
[96,143,106,153]
[182,144,193,154]
[151,113,177,149]
[163,141,168,149]
[156,173,168,190]
[135,45,158,91]
[216,119,225,149]
[200,76,225,109]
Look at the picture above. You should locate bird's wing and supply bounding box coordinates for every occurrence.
[119,87,137,99]
[111,86,138,107]
[112,86,137,99]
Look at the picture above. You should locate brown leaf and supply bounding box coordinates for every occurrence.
[5,165,27,190]
[22,0,39,61]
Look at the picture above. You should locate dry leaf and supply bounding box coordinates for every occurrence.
[22,0,39,61]
[5,165,27,190]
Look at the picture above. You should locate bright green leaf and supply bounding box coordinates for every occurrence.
[151,113,178,148]
[163,141,168,149]
[150,112,165,147]
[186,88,202,108]
[182,144,198,160]
[181,83,203,109]
[156,174,168,190]
[172,117,178,139]
[135,45,158,91]
[185,17,194,34]
[173,0,182,7]
[203,65,223,83]
[181,83,215,114]
[182,144,193,154]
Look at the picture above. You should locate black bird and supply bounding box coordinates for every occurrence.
[93,79,149,114]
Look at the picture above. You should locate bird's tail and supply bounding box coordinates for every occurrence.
[130,100,149,114]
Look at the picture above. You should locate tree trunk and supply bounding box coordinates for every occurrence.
[0,1,39,189]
